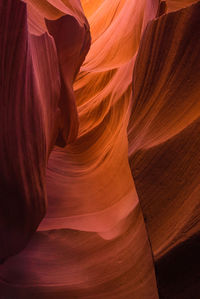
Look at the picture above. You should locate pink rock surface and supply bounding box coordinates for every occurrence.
[0,0,200,298]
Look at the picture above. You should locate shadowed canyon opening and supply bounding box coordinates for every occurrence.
[0,0,200,298]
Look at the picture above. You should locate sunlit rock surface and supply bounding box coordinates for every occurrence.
[0,0,200,298]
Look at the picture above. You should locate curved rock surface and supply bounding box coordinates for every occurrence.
[129,1,200,297]
[0,0,90,261]
[0,0,200,298]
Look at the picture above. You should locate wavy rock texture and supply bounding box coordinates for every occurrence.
[0,0,89,262]
[0,0,200,298]
[0,0,57,261]
[129,1,200,298]
[0,0,159,298]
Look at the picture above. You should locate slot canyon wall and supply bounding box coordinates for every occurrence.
[0,0,199,298]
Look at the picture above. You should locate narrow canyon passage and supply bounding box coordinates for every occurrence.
[0,0,200,298]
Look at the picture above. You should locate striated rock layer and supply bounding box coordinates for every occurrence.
[0,0,200,298]
[0,0,90,267]
[129,1,200,297]
[0,0,159,298]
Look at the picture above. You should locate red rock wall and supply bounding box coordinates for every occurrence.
[0,0,199,298]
